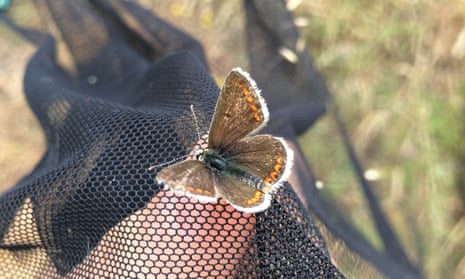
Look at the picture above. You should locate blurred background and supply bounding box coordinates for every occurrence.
[0,0,464,278]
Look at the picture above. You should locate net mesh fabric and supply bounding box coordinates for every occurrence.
[0,34,343,279]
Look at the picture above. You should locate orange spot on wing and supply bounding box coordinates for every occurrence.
[250,104,258,111]
[243,88,250,95]
[184,185,211,196]
[238,82,244,88]
[247,191,262,205]
[246,96,254,103]
[253,113,261,121]
[264,154,286,183]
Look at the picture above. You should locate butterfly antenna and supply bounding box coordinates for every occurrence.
[149,105,201,172]
[148,157,182,171]
[190,104,202,141]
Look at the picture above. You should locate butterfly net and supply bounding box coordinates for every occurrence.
[0,1,347,278]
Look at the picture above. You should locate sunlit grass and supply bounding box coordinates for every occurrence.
[0,22,44,194]
[296,1,465,277]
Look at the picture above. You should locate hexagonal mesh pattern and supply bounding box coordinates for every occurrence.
[0,50,344,278]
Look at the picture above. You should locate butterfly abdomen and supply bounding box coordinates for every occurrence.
[202,150,265,191]
[226,167,266,191]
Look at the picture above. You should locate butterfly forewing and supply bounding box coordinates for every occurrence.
[156,160,217,202]
[208,68,269,151]
[224,135,293,191]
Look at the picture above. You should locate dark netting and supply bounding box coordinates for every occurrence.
[0,0,346,278]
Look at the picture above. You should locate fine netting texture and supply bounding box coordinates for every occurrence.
[0,48,343,278]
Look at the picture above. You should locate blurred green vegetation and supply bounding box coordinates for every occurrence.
[0,0,464,278]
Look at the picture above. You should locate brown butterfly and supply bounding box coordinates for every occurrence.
[156,68,293,213]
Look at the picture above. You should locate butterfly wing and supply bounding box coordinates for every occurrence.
[225,135,293,192]
[214,173,271,213]
[155,160,217,202]
[208,68,269,151]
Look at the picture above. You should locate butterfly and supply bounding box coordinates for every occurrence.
[156,68,293,213]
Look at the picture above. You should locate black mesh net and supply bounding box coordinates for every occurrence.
[0,0,347,278]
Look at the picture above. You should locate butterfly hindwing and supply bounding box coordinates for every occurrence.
[208,68,269,151]
[214,172,270,213]
[224,135,293,191]
[155,160,217,202]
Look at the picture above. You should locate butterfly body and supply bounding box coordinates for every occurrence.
[201,149,266,190]
[200,150,228,172]
[156,68,293,213]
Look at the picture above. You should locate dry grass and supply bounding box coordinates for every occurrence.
[0,22,45,194]
[296,1,465,277]
[1,0,464,277]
